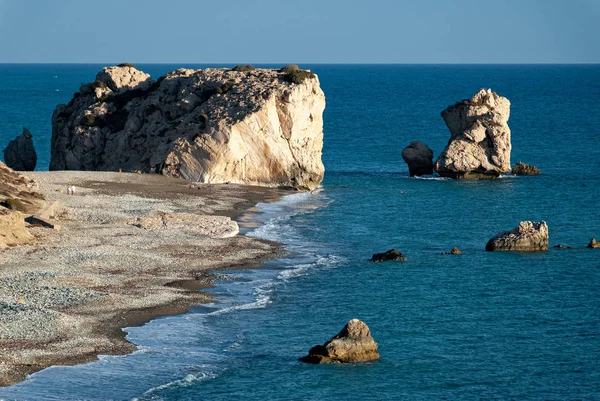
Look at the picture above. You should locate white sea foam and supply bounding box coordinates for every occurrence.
[134,369,221,400]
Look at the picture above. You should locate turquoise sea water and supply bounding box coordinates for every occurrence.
[0,65,599,400]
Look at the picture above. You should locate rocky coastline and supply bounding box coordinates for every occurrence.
[0,170,285,386]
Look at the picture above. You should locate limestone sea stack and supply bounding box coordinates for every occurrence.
[486,221,549,252]
[3,127,37,171]
[435,89,511,179]
[50,64,325,190]
[402,141,434,176]
[300,319,380,364]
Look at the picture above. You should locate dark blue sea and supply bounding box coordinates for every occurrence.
[1,64,599,401]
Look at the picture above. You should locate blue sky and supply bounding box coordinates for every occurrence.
[0,0,598,63]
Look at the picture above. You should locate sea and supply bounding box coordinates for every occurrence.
[0,64,599,401]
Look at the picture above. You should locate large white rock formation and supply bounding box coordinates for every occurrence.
[50,65,325,190]
[435,89,511,179]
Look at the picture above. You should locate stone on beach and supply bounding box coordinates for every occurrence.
[512,162,541,176]
[50,64,325,190]
[435,89,511,179]
[299,319,380,364]
[401,141,434,176]
[0,208,34,248]
[0,161,44,214]
[485,221,549,252]
[370,249,407,262]
[3,127,37,171]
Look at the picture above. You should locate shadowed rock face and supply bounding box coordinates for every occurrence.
[299,319,380,364]
[50,65,325,190]
[486,221,549,252]
[402,141,434,176]
[435,89,511,179]
[4,128,37,171]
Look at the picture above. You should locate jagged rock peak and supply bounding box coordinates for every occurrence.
[51,65,325,190]
[435,89,511,179]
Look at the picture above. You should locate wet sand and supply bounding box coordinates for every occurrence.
[0,172,286,386]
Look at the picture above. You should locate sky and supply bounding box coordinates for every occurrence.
[0,0,598,64]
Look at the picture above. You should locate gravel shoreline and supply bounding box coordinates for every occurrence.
[0,171,285,386]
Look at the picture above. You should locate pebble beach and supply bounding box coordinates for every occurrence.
[0,171,284,386]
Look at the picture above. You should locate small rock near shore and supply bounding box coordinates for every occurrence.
[401,141,434,177]
[441,247,462,255]
[512,162,541,176]
[587,238,600,249]
[370,249,407,262]
[486,221,549,252]
[299,319,380,364]
[3,128,37,171]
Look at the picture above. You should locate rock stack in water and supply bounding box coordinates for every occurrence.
[512,162,541,176]
[3,128,37,171]
[486,221,549,252]
[50,64,325,190]
[300,319,380,364]
[402,141,434,176]
[435,89,511,179]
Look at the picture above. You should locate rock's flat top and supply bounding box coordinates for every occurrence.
[51,65,325,190]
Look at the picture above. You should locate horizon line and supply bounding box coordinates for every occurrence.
[0,62,599,66]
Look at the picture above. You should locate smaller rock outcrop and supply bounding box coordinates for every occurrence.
[587,238,600,249]
[402,141,434,176]
[512,162,541,176]
[3,128,37,171]
[370,249,407,262]
[441,247,462,255]
[299,319,380,364]
[0,161,44,213]
[0,208,34,249]
[435,89,511,179]
[486,221,548,252]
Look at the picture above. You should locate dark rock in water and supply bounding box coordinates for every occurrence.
[553,244,573,249]
[441,247,462,255]
[587,238,600,249]
[3,128,37,171]
[299,319,380,364]
[434,89,511,179]
[486,221,549,252]
[401,141,434,176]
[512,162,541,176]
[370,249,407,262]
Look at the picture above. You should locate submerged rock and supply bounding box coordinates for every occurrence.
[512,162,541,176]
[299,319,380,364]
[441,247,462,255]
[50,65,325,190]
[587,238,600,249]
[370,249,407,262]
[486,221,549,252]
[435,89,511,179]
[3,128,37,171]
[402,141,434,176]
[553,244,573,249]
